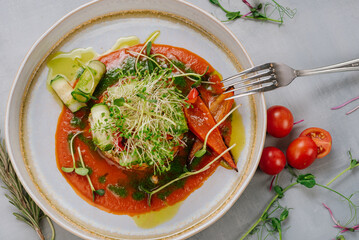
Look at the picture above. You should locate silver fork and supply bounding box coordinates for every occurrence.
[222,59,359,100]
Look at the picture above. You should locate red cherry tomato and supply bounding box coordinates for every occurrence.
[287,137,318,169]
[299,127,332,159]
[259,147,286,175]
[267,105,294,138]
[187,88,199,103]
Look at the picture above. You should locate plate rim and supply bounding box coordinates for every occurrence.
[5,0,267,239]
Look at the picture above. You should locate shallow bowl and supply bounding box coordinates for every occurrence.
[5,0,266,239]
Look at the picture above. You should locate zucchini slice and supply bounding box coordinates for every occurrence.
[50,75,86,112]
[72,60,106,102]
[89,103,113,151]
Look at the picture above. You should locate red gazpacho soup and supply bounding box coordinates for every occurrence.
[52,36,237,216]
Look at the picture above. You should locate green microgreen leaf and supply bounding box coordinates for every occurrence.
[136,93,147,100]
[75,167,89,176]
[261,212,269,221]
[226,11,242,20]
[194,149,207,158]
[61,167,74,173]
[86,166,93,175]
[70,117,85,129]
[108,184,128,197]
[94,189,105,196]
[297,174,316,188]
[146,41,152,56]
[271,217,281,232]
[98,174,108,184]
[147,99,158,103]
[350,159,358,169]
[191,80,202,88]
[209,0,220,5]
[274,185,284,199]
[280,209,289,221]
[132,191,146,201]
[114,97,125,107]
[174,76,186,87]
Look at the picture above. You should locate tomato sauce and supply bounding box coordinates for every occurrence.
[55,44,232,216]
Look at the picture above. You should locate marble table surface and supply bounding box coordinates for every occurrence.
[1,0,359,239]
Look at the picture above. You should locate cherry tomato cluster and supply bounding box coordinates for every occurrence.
[259,105,332,175]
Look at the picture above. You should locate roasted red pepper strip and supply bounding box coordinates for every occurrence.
[184,96,237,170]
[188,90,234,161]
[186,88,199,103]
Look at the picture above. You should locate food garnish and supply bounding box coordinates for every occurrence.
[184,95,238,170]
[51,32,239,213]
[71,60,106,103]
[61,132,105,201]
[192,104,240,159]
[50,75,86,112]
[326,150,359,186]
[50,59,106,112]
[209,0,296,24]
[241,170,359,240]
[142,144,236,206]
[89,69,189,173]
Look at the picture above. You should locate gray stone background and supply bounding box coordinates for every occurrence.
[1,0,359,239]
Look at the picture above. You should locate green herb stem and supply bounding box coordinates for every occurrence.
[70,131,83,168]
[123,103,177,126]
[134,31,160,75]
[326,163,359,186]
[195,105,240,157]
[316,183,357,223]
[146,144,236,205]
[126,50,162,69]
[240,182,298,240]
[244,15,282,23]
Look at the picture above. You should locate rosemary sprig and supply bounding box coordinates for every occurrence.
[0,137,55,240]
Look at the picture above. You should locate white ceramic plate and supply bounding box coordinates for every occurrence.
[5,0,266,239]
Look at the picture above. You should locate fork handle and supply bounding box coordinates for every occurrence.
[296,58,359,77]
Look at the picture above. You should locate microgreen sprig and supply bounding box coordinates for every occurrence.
[240,173,358,240]
[77,146,105,201]
[209,0,296,24]
[128,50,214,85]
[134,31,160,75]
[194,105,241,158]
[93,69,189,173]
[323,203,359,234]
[62,132,104,201]
[61,131,89,176]
[327,150,359,186]
[142,144,236,206]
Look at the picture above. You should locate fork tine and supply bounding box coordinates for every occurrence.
[224,75,276,94]
[225,82,278,100]
[221,63,273,84]
[222,70,274,89]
